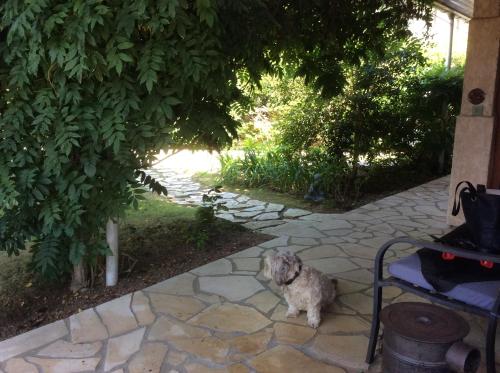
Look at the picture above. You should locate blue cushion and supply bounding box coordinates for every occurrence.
[388,254,500,311]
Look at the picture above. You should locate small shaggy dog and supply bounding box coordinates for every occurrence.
[263,252,337,328]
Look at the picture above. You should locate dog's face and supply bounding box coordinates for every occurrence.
[263,252,302,286]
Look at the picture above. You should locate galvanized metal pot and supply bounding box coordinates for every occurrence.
[381,302,480,373]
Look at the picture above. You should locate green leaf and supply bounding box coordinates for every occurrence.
[115,59,123,75]
[33,188,44,201]
[83,162,96,177]
[69,241,85,264]
[166,96,182,105]
[117,41,134,50]
[119,53,133,62]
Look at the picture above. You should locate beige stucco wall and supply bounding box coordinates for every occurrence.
[473,0,500,18]
[447,1,500,225]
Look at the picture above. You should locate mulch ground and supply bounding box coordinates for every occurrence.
[0,220,272,341]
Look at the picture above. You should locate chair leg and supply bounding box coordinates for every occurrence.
[366,285,383,364]
[486,315,498,373]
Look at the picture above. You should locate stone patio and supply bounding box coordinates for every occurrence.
[1,176,499,372]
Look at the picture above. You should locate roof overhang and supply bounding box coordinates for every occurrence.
[435,0,473,19]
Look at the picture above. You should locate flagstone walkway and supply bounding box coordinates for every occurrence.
[1,176,498,372]
[148,162,313,228]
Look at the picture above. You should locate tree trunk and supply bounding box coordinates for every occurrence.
[71,262,87,292]
[106,219,119,286]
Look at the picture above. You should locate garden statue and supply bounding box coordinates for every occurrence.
[304,173,325,202]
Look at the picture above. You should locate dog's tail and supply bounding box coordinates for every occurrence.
[326,274,338,286]
[326,277,338,308]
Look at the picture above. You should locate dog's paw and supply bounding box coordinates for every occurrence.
[307,318,320,329]
[286,308,300,318]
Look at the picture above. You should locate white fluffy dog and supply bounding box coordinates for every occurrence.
[263,251,337,328]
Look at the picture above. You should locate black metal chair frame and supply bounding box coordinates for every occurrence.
[365,237,500,373]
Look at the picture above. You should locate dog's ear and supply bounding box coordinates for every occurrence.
[292,253,302,273]
[271,255,289,286]
[284,253,301,278]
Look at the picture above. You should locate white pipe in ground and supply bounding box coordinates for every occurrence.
[106,219,119,286]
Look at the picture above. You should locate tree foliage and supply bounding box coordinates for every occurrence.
[0,0,432,279]
[222,41,463,206]
[402,64,463,173]
[273,40,463,173]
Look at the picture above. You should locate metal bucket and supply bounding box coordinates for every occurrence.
[381,302,480,373]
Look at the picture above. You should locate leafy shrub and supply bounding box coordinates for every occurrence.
[273,50,463,175]
[276,40,427,159]
[220,147,361,208]
[402,64,463,173]
[221,40,463,206]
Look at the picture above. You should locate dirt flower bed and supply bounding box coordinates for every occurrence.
[0,219,271,341]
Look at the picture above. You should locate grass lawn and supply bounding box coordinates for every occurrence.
[0,194,196,302]
[123,192,197,227]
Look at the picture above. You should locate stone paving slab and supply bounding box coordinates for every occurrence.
[3,176,500,372]
[0,320,68,362]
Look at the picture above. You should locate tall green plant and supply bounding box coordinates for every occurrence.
[220,147,354,204]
